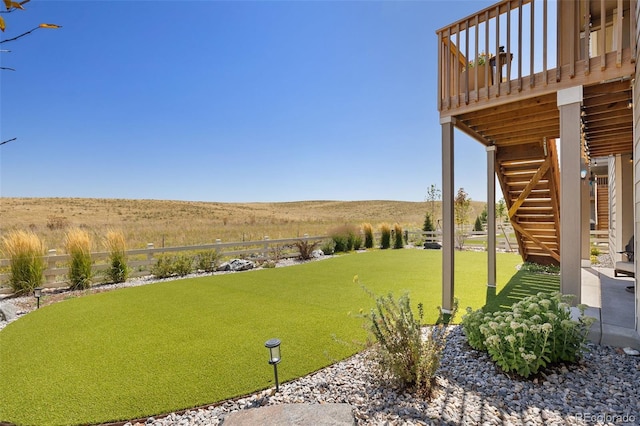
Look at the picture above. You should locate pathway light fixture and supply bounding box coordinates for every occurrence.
[264,338,281,392]
[34,287,43,309]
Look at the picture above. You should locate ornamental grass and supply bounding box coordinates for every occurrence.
[362,223,374,249]
[64,228,93,290]
[104,230,129,283]
[393,223,404,249]
[1,230,45,295]
[379,223,391,249]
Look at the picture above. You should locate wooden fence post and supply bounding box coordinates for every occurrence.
[146,243,154,263]
[263,236,270,260]
[46,249,57,285]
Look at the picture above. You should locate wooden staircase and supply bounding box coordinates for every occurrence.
[496,139,561,266]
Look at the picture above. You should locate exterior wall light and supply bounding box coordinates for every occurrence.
[264,338,281,392]
[34,287,43,309]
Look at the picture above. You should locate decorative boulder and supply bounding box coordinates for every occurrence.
[217,259,255,272]
[311,249,324,258]
[424,242,442,250]
[0,302,17,322]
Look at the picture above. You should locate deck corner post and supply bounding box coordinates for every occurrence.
[441,116,456,312]
[487,144,497,287]
[557,86,583,304]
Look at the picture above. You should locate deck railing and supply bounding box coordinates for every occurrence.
[437,0,637,113]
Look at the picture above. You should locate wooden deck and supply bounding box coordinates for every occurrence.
[437,0,636,265]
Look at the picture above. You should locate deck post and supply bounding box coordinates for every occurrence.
[441,116,456,313]
[558,86,583,304]
[487,145,497,287]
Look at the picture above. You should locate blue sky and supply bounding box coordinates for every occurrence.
[0,0,495,203]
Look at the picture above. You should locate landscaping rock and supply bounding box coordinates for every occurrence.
[217,259,255,272]
[424,242,442,249]
[0,302,17,321]
[311,249,324,258]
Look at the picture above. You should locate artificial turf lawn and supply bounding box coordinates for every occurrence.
[0,249,522,425]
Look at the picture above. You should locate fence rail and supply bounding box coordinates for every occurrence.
[0,235,328,294]
[0,228,612,295]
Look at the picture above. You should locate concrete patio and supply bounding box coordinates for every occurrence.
[581,266,640,350]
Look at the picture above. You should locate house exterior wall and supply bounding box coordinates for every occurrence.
[610,155,619,260]
[633,0,640,333]
[622,154,634,248]
[610,154,634,263]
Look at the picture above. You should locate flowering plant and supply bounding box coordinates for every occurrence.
[462,292,595,378]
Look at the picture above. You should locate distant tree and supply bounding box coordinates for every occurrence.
[496,198,507,223]
[425,184,441,225]
[473,216,483,232]
[454,188,472,249]
[479,204,488,224]
[423,212,435,232]
[454,188,472,227]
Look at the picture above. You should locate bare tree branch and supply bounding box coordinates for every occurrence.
[0,137,17,146]
[0,25,41,44]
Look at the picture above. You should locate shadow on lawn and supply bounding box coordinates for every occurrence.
[484,269,560,312]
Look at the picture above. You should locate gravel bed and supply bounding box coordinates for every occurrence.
[2,256,639,425]
[121,327,639,426]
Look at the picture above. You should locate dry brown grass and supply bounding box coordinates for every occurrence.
[0,197,485,251]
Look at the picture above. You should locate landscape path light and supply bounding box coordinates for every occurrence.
[264,338,281,392]
[34,287,43,309]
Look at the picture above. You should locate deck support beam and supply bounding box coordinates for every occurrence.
[441,116,456,313]
[487,145,497,287]
[558,86,583,304]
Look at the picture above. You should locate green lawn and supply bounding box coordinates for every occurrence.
[0,249,523,425]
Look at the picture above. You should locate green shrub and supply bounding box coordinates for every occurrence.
[1,230,46,295]
[173,254,193,276]
[195,250,220,272]
[151,254,193,278]
[261,260,276,268]
[104,230,129,284]
[380,223,391,249]
[473,216,483,232]
[330,225,358,253]
[422,213,435,232]
[461,292,595,378]
[320,239,335,255]
[590,246,600,256]
[294,239,321,260]
[362,223,374,249]
[352,234,363,250]
[358,277,457,397]
[393,223,404,249]
[520,262,560,275]
[64,228,93,290]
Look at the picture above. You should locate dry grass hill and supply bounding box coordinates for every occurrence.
[0,198,485,252]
